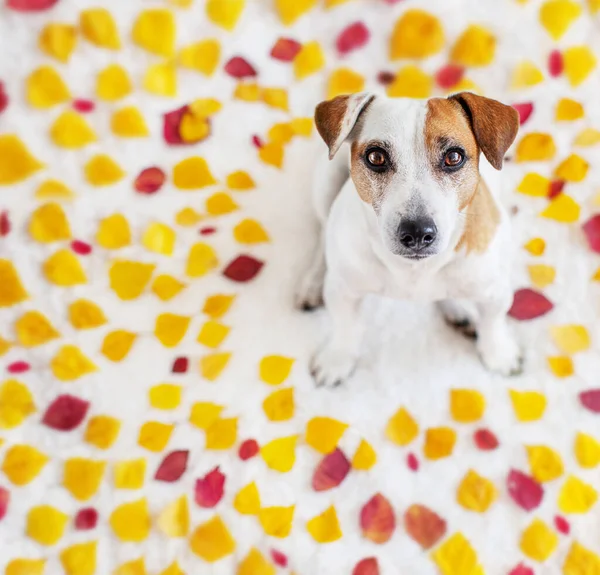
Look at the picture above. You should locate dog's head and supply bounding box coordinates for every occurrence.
[315,92,519,260]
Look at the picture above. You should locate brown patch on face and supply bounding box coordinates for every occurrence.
[350,141,395,206]
[455,179,500,254]
[315,95,350,153]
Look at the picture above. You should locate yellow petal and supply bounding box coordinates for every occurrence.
[0,336,10,356]
[387,65,432,99]
[30,203,71,243]
[60,542,97,575]
[259,355,294,385]
[233,218,269,244]
[547,355,574,377]
[206,0,245,30]
[114,558,146,575]
[574,128,600,147]
[520,518,558,561]
[511,61,544,89]
[233,481,261,515]
[259,505,295,538]
[50,111,96,149]
[261,435,297,472]
[324,0,351,5]
[110,498,151,542]
[524,237,546,256]
[186,242,218,277]
[0,260,28,309]
[227,170,255,190]
[275,0,317,25]
[152,275,185,301]
[263,387,295,421]
[155,313,191,347]
[258,142,285,168]
[6,559,46,575]
[178,39,220,75]
[85,415,121,449]
[205,417,237,449]
[206,192,239,215]
[96,64,132,101]
[39,23,77,62]
[68,299,107,330]
[574,432,600,468]
[590,0,600,11]
[291,117,313,136]
[516,133,556,162]
[26,66,70,109]
[450,25,496,67]
[35,178,74,200]
[550,324,590,354]
[540,194,580,223]
[189,402,224,430]
[84,154,125,186]
[554,154,589,182]
[97,214,131,249]
[517,173,550,197]
[327,68,365,100]
[15,311,59,347]
[450,389,485,423]
[556,98,584,121]
[51,345,96,381]
[0,379,36,429]
[200,352,231,381]
[238,548,275,575]
[111,106,149,138]
[149,383,181,410]
[564,46,597,87]
[456,469,497,512]
[109,260,155,300]
[142,222,176,255]
[269,123,296,147]
[262,87,289,111]
[386,407,419,446]
[190,515,235,562]
[80,8,121,49]
[2,444,48,485]
[189,97,222,115]
[197,320,230,348]
[138,421,174,452]
[180,112,210,143]
[175,207,203,226]
[101,330,137,362]
[306,506,342,543]
[563,542,600,574]
[143,62,177,97]
[527,445,564,482]
[424,427,457,460]
[352,439,377,470]
[390,9,444,59]
[160,563,184,575]
[114,458,146,489]
[27,505,68,545]
[293,41,325,79]
[0,134,43,186]
[306,417,348,454]
[540,0,581,39]
[558,475,598,513]
[203,294,236,319]
[528,264,556,288]
[157,496,189,537]
[63,458,106,501]
[173,157,216,190]
[510,389,546,422]
[431,532,482,575]
[234,82,262,102]
[132,9,175,57]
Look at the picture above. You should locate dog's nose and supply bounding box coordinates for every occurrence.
[398,218,437,250]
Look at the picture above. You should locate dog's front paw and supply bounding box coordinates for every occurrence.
[310,345,357,387]
[294,272,325,311]
[478,333,523,376]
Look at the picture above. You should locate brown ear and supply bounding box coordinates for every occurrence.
[449,92,519,170]
[315,93,375,159]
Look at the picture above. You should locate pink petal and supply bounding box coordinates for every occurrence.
[508,288,553,320]
[511,102,534,126]
[583,215,600,254]
[360,493,396,544]
[0,211,10,236]
[43,394,90,431]
[507,469,544,511]
[548,50,564,77]
[435,64,464,89]
[171,357,188,374]
[71,240,92,255]
[270,550,288,568]
[474,429,499,451]
[195,466,225,508]
[336,22,370,55]
[6,0,58,11]
[0,83,8,114]
[163,106,188,145]
[271,38,302,62]
[75,508,98,530]
[134,167,166,194]
[580,389,600,413]
[377,71,396,85]
[554,515,570,535]
[199,226,216,236]
[155,450,189,482]
[7,361,30,374]
[251,134,264,148]
[509,564,534,575]
[72,99,95,113]
[0,486,9,521]
[353,558,380,575]
[238,439,259,460]
[223,255,264,282]
[548,179,565,199]
[406,453,419,471]
[312,448,351,491]
[224,56,257,79]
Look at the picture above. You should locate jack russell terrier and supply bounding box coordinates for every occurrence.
[296,91,521,388]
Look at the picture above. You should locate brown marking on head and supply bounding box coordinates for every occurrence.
[349,141,396,206]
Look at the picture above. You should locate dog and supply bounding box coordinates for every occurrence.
[295,91,522,388]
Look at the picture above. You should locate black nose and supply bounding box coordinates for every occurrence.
[398,218,437,251]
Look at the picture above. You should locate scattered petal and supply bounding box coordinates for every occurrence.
[558,475,597,513]
[206,0,244,30]
[327,67,365,99]
[60,541,97,575]
[548,49,564,76]
[190,515,235,562]
[337,21,370,55]
[157,496,189,538]
[431,532,482,575]
[390,10,444,59]
[84,415,120,449]
[26,505,68,545]
[172,357,188,373]
[75,508,98,530]
[233,481,261,514]
[200,352,231,381]
[563,46,596,86]
[71,240,92,255]
[39,23,76,62]
[261,435,297,472]
[187,242,218,277]
[456,469,497,512]
[101,330,136,362]
[132,9,175,57]
[26,66,70,109]
[307,505,342,543]
[450,25,496,66]
[0,379,36,429]
[512,102,534,126]
[238,548,276,575]
[554,154,589,182]
[239,439,260,460]
[152,275,185,301]
[387,65,432,98]
[63,458,106,501]
[138,421,174,452]
[173,156,216,189]
[195,466,225,508]
[556,98,584,121]
[352,439,377,470]
[528,264,555,289]
[274,0,317,25]
[520,518,558,561]
[360,493,395,544]
[43,394,90,431]
[259,505,295,538]
[352,558,380,575]
[423,427,456,460]
[386,407,419,446]
[271,37,302,61]
[508,469,544,511]
[404,504,447,549]
[206,192,238,215]
[263,387,294,421]
[312,448,350,491]
[84,154,125,186]
[574,432,600,467]
[550,324,590,354]
[510,390,546,422]
[554,515,570,535]
[205,417,237,450]
[223,254,264,282]
[96,64,131,101]
[111,106,149,138]
[109,260,155,300]
[563,542,600,573]
[511,61,544,88]
[143,62,177,97]
[450,389,485,423]
[179,39,221,75]
[110,498,150,542]
[407,453,419,471]
[306,416,348,454]
[436,64,464,89]
[540,0,581,39]
[516,133,556,162]
[50,110,96,148]
[2,444,48,485]
[258,141,284,168]
[224,56,257,79]
[155,450,189,482]
[68,299,107,330]
[114,458,146,489]
[508,288,554,320]
[294,41,325,79]
[143,223,176,255]
[80,8,120,49]
[7,0,58,10]
[575,128,600,146]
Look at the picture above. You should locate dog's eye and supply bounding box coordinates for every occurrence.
[443,149,465,169]
[365,148,388,170]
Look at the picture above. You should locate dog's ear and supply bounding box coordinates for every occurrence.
[449,92,519,170]
[315,93,376,159]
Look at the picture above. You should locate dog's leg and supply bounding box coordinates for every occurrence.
[476,295,523,376]
[295,229,327,310]
[310,279,364,387]
[438,299,478,339]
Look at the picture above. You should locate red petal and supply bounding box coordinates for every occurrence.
[511,102,534,126]
[155,450,189,482]
[508,288,553,320]
[163,106,187,145]
[43,394,90,431]
[135,167,166,194]
[270,550,288,568]
[548,179,565,199]
[71,240,92,255]
[406,453,419,471]
[0,486,9,521]
[474,429,499,450]
[199,226,216,236]
[75,508,98,530]
[72,99,95,113]
[360,493,396,544]
[583,215,600,254]
[509,564,534,575]
[0,84,8,114]
[312,448,351,491]
[223,255,264,282]
[271,38,302,62]
[352,557,380,575]
[7,361,30,374]
[548,50,563,77]
[172,357,188,373]
[0,211,10,236]
[336,22,370,55]
[554,515,570,535]
[239,439,259,460]
[404,504,447,550]
[224,56,257,79]
[252,134,264,148]
[377,71,396,85]
[435,64,464,89]
[195,466,225,508]
[6,0,58,11]
[507,469,544,511]
[580,389,600,413]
